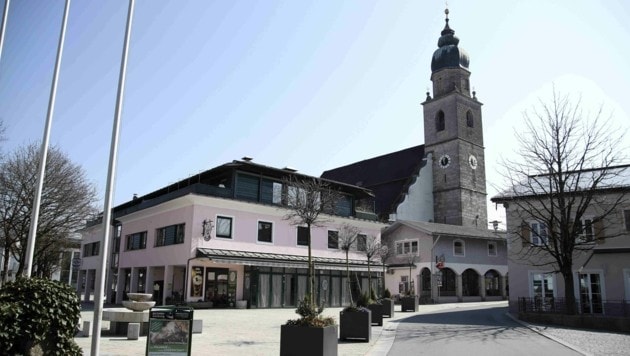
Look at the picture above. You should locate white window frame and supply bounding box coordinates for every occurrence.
[327,230,339,250]
[530,222,548,246]
[577,217,595,242]
[215,215,234,239]
[356,234,367,252]
[296,226,309,247]
[576,270,606,314]
[487,241,497,257]
[395,239,419,256]
[256,220,274,244]
[453,239,465,257]
[529,271,555,311]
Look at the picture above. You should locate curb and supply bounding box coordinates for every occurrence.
[504,312,593,356]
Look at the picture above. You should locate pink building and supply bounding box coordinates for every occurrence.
[78,159,386,308]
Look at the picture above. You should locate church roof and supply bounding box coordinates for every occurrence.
[385,220,504,241]
[321,145,426,220]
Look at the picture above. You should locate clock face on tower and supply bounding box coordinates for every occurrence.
[439,154,451,169]
[469,155,478,169]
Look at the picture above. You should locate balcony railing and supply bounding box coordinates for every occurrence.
[518,297,630,317]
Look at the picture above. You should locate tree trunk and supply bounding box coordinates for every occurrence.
[345,250,353,306]
[562,269,577,315]
[367,260,371,299]
[1,244,10,284]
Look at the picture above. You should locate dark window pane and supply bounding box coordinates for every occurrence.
[236,174,260,201]
[357,234,367,252]
[216,217,232,238]
[297,226,309,246]
[258,221,273,243]
[328,230,339,249]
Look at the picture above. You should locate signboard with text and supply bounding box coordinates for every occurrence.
[146,306,194,356]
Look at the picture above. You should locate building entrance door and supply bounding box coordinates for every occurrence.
[205,268,229,307]
[579,273,603,314]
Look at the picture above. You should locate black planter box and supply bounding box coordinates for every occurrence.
[339,309,371,342]
[380,298,395,318]
[366,303,383,326]
[280,324,338,356]
[401,295,419,312]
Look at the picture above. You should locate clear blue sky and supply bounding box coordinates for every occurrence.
[1,0,629,226]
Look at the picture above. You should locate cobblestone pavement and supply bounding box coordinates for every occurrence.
[75,301,630,356]
[523,321,630,356]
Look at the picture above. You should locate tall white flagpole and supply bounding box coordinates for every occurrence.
[91,0,135,354]
[0,0,11,65]
[24,0,70,278]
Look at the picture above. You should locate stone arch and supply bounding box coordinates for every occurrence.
[484,269,502,297]
[462,268,479,296]
[421,267,431,293]
[439,267,456,297]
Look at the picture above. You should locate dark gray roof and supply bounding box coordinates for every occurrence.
[385,220,504,241]
[321,145,426,220]
[196,248,382,271]
[492,164,630,202]
[431,17,469,72]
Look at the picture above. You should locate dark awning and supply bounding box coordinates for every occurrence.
[196,248,382,272]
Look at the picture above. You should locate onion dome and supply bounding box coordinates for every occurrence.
[431,9,470,72]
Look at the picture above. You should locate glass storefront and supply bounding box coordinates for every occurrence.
[246,266,381,308]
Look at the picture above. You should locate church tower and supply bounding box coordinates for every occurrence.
[422,9,487,228]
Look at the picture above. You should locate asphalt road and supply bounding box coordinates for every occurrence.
[387,303,581,356]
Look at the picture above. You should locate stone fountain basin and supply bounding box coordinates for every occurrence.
[126,292,153,302]
[122,300,155,312]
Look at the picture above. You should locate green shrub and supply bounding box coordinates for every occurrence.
[356,292,370,307]
[383,288,392,299]
[0,278,82,355]
[285,297,335,327]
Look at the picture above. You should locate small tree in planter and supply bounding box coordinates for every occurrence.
[282,176,340,307]
[281,298,338,356]
[337,223,371,342]
[281,177,340,356]
[377,247,394,317]
[364,236,386,326]
[338,223,359,306]
[401,254,419,312]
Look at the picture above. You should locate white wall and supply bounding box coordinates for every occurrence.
[395,153,434,223]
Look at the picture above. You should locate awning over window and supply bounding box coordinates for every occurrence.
[196,248,381,272]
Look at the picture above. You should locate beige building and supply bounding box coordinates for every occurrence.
[492,165,630,314]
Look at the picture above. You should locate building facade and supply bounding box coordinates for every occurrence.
[383,221,507,303]
[322,10,506,302]
[78,159,386,308]
[492,166,630,314]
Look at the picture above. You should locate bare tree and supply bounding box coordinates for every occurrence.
[405,254,418,295]
[0,143,98,282]
[494,90,628,314]
[377,244,390,298]
[282,176,340,306]
[337,223,359,305]
[364,235,385,299]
